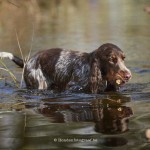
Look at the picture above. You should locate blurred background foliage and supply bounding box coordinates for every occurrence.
[0,0,149,83]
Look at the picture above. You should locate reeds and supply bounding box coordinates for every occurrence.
[0,0,36,88]
[0,25,35,88]
[15,22,35,88]
[0,59,18,87]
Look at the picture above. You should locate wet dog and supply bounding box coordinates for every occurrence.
[0,43,131,93]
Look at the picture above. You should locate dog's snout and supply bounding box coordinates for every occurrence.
[118,59,132,81]
[124,72,132,81]
[119,69,132,81]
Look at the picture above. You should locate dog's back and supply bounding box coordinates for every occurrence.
[24,48,90,91]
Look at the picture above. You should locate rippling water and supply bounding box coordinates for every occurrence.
[0,0,150,149]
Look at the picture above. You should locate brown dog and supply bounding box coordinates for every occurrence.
[0,43,131,93]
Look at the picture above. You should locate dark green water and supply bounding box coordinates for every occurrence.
[0,0,150,149]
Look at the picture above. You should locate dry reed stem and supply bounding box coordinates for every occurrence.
[0,59,18,86]
[15,29,25,88]
[27,22,35,62]
[15,22,35,88]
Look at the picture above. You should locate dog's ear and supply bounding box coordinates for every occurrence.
[89,58,102,93]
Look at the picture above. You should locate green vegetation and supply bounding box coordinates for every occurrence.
[0,59,18,87]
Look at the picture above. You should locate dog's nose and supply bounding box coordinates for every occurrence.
[125,72,132,81]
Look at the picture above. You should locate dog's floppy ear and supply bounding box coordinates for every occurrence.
[89,58,102,93]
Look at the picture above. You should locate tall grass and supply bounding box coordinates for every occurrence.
[15,23,35,88]
[0,25,35,88]
[0,0,36,88]
[0,59,18,87]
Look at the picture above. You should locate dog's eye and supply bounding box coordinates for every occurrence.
[122,56,125,60]
[113,57,118,63]
[109,57,118,64]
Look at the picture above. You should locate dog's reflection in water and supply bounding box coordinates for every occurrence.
[38,96,133,135]
[37,96,133,147]
[93,101,132,134]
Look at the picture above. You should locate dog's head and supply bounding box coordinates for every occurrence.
[95,43,132,90]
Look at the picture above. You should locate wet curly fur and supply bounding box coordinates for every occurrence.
[0,43,131,93]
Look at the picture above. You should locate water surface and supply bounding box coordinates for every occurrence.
[0,0,150,149]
